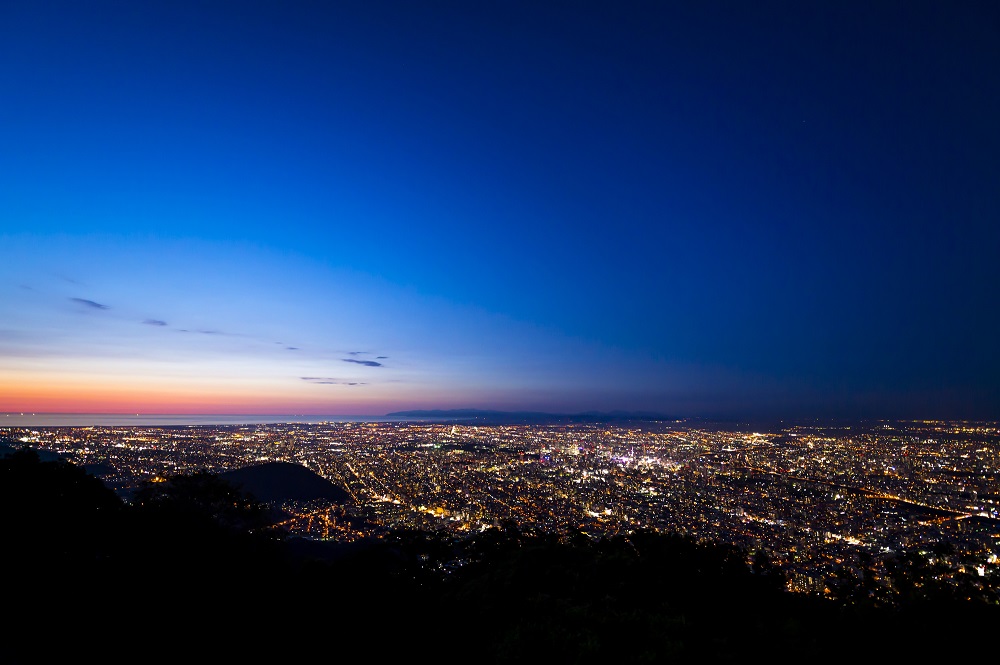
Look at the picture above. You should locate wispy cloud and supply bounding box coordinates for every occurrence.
[301,377,366,386]
[343,358,382,367]
[70,297,109,310]
[143,319,168,326]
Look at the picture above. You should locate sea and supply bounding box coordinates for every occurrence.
[0,413,418,427]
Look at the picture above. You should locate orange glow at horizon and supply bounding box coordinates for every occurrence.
[0,374,467,415]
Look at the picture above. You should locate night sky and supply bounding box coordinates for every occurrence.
[2,1,998,419]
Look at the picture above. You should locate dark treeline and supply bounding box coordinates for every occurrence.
[2,446,997,664]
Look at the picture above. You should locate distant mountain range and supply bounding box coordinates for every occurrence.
[385,408,681,424]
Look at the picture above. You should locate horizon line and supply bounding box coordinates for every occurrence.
[1,410,992,425]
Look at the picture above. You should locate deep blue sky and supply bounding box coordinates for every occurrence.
[2,1,998,419]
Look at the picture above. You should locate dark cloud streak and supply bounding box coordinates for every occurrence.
[70,297,109,310]
[301,376,366,386]
[343,358,382,367]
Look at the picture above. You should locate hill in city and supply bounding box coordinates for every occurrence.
[219,460,352,505]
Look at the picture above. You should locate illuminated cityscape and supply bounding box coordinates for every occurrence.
[6,418,998,602]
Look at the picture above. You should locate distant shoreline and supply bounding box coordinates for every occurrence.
[0,413,418,427]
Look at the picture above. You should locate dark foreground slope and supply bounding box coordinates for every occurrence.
[2,447,997,664]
